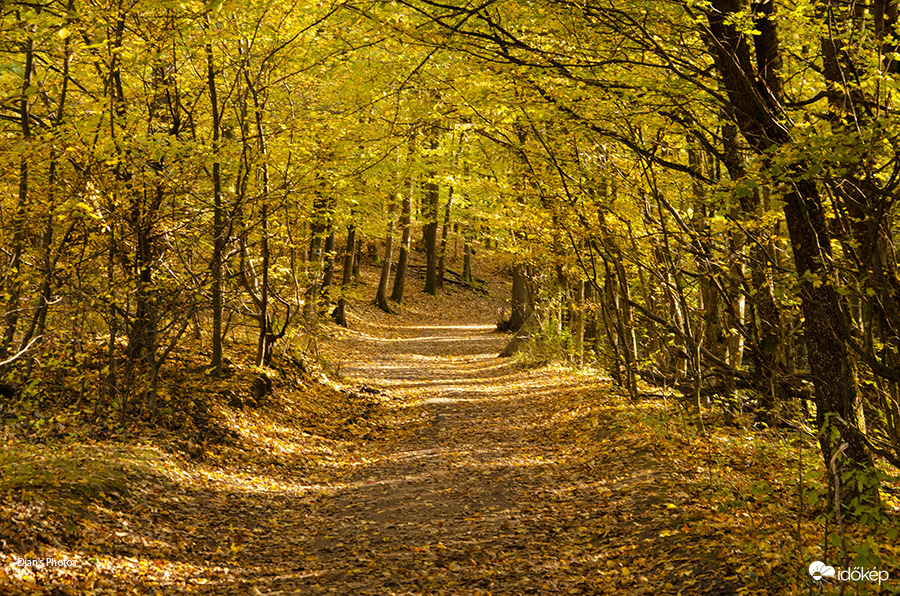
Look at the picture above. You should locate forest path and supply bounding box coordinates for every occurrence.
[225,293,740,595]
[0,288,741,596]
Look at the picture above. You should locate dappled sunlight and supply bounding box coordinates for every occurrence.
[356,334,498,343]
[349,321,496,332]
[190,465,329,496]
[1,286,766,595]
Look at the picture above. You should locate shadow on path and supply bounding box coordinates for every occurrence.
[221,307,742,595]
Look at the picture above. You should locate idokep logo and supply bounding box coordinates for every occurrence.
[809,561,835,581]
[808,561,890,585]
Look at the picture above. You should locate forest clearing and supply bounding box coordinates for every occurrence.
[5,0,900,593]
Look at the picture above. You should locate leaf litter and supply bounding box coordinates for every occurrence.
[1,273,845,595]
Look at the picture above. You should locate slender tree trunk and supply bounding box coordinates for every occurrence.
[321,229,336,305]
[105,221,118,420]
[129,51,176,417]
[2,18,35,363]
[688,140,723,366]
[352,234,362,280]
[612,254,638,399]
[583,279,598,358]
[305,186,329,317]
[437,186,453,290]
[20,0,75,363]
[240,40,274,367]
[333,222,357,327]
[109,3,127,422]
[376,200,397,312]
[206,17,225,374]
[462,226,474,283]
[600,258,623,386]
[391,177,413,303]
[574,279,585,367]
[258,201,270,366]
[423,178,440,295]
[597,180,637,397]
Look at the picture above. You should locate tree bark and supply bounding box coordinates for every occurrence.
[321,229,336,304]
[708,0,879,510]
[376,200,397,313]
[391,177,413,303]
[462,225,474,283]
[333,223,357,327]
[241,42,272,367]
[423,176,440,295]
[206,16,225,375]
[2,16,35,363]
[437,185,453,290]
[509,265,530,332]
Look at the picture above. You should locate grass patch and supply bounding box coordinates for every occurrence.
[0,440,164,513]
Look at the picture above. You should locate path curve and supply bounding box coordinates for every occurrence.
[257,298,739,595]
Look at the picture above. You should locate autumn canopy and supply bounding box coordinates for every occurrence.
[3,0,900,593]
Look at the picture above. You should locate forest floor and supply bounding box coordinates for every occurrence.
[1,265,892,595]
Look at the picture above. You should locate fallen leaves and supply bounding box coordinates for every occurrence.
[3,276,896,595]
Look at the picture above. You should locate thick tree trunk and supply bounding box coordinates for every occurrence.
[783,181,877,508]
[708,0,879,510]
[509,265,530,332]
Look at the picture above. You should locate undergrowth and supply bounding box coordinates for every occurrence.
[605,385,900,594]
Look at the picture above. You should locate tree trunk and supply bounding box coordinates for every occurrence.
[437,185,453,290]
[353,235,362,280]
[600,258,623,386]
[462,225,474,283]
[573,279,585,367]
[2,21,34,363]
[376,200,397,313]
[333,223,357,327]
[244,51,272,368]
[20,0,75,366]
[321,229,336,305]
[391,177,413,303]
[423,178,440,295]
[509,264,530,332]
[206,17,225,375]
[708,0,879,510]
[305,183,330,318]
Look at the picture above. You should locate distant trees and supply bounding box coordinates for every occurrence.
[0,0,485,417]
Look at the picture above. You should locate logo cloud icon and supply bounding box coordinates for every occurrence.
[809,561,836,581]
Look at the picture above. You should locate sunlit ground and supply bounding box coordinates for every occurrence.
[4,272,899,594]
